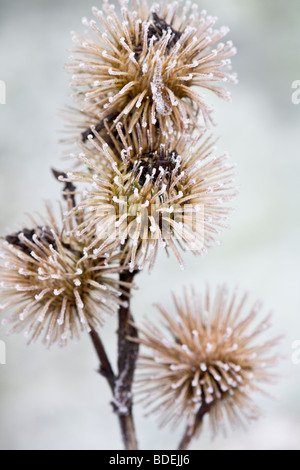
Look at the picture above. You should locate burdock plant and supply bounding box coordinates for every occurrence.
[0,0,280,450]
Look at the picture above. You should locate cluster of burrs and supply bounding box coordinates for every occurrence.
[0,0,280,447]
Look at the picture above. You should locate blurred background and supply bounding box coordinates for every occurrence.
[0,0,300,450]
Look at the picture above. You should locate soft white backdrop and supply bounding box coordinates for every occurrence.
[0,0,300,450]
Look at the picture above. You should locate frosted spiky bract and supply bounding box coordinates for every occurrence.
[67,0,237,139]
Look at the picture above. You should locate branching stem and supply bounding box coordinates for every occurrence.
[90,270,139,450]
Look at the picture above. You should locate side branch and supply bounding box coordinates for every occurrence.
[89,329,116,392]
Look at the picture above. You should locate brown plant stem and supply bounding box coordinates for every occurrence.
[89,270,139,450]
[115,270,139,450]
[178,401,211,450]
[89,329,115,392]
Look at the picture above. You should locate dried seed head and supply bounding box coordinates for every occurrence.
[0,204,127,347]
[136,285,280,437]
[67,126,237,272]
[67,0,237,138]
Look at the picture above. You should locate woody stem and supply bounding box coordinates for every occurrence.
[178,401,211,450]
[116,270,139,450]
[90,270,139,450]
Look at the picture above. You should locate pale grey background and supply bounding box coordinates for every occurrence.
[0,0,300,450]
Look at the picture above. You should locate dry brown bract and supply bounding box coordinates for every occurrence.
[68,0,237,137]
[136,285,280,437]
[66,125,237,271]
[0,204,128,347]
